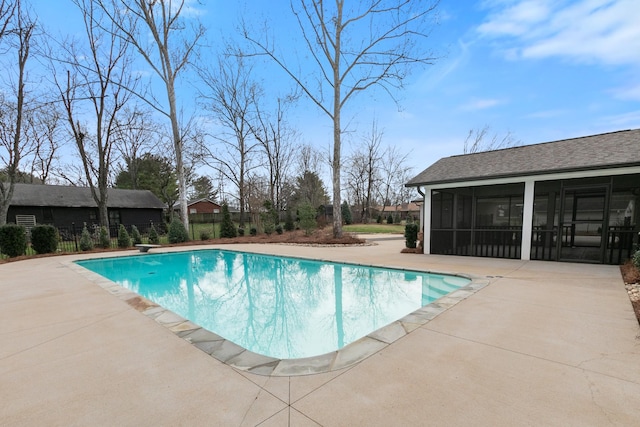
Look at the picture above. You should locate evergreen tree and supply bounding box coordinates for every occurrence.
[117,224,131,248]
[341,201,352,225]
[219,203,237,238]
[168,218,189,243]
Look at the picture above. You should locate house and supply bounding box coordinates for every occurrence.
[405,129,640,265]
[186,199,222,215]
[374,202,421,221]
[7,183,165,232]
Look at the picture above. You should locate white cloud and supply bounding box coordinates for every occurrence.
[460,98,505,111]
[610,82,640,101]
[477,0,640,66]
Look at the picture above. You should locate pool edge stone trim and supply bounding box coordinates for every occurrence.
[64,255,490,377]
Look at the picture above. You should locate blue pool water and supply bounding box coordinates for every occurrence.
[77,250,469,359]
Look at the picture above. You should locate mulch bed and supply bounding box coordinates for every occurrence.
[621,261,640,325]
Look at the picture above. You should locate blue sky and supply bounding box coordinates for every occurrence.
[29,0,640,180]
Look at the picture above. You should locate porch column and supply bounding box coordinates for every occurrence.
[521,180,535,260]
[422,187,432,255]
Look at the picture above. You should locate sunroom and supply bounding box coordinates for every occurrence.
[406,129,640,264]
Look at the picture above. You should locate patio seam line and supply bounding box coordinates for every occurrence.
[0,309,130,362]
[422,327,640,385]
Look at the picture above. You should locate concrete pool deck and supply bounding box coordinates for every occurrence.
[1,235,639,425]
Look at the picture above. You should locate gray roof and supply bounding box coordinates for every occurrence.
[406,129,640,186]
[9,183,165,209]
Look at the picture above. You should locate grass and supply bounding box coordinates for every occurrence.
[343,223,405,234]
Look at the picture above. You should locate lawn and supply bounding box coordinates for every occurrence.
[343,223,404,234]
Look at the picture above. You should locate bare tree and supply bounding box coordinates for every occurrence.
[198,54,261,228]
[95,0,205,231]
[0,0,36,225]
[24,104,63,184]
[112,107,157,189]
[250,97,297,213]
[377,145,413,212]
[345,122,383,223]
[50,0,136,228]
[245,0,439,237]
[296,143,325,178]
[463,125,521,154]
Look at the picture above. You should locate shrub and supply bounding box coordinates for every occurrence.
[387,214,393,224]
[200,230,211,240]
[341,201,352,225]
[168,218,189,243]
[298,202,317,236]
[275,224,283,235]
[633,250,640,270]
[79,224,94,251]
[31,225,59,254]
[284,210,295,232]
[250,227,257,236]
[237,227,245,236]
[0,224,27,257]
[98,226,111,249]
[376,214,383,224]
[130,225,142,245]
[148,224,160,244]
[117,224,131,248]
[261,200,277,235]
[404,223,418,249]
[219,203,237,238]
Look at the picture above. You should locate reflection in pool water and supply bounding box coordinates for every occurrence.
[77,250,469,359]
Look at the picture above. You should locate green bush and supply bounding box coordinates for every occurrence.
[341,201,352,225]
[387,214,393,224]
[275,224,283,235]
[298,202,317,236]
[633,250,640,270]
[168,218,189,243]
[117,224,131,248]
[130,225,142,245]
[79,224,94,251]
[0,224,27,257]
[284,210,295,231]
[30,225,59,254]
[261,200,277,236]
[250,227,257,236]
[148,224,160,245]
[98,226,110,249]
[237,227,245,236]
[200,230,211,240]
[219,203,237,238]
[404,223,418,249]
[376,214,383,224]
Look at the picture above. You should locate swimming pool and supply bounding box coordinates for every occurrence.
[77,249,470,360]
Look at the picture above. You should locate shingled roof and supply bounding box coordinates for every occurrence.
[9,183,165,209]
[406,129,640,187]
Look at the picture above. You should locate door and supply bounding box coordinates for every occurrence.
[558,186,608,263]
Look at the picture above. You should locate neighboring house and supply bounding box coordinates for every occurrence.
[187,199,222,215]
[7,183,164,231]
[405,129,640,265]
[375,203,420,221]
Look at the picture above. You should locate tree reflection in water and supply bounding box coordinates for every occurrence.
[77,250,469,359]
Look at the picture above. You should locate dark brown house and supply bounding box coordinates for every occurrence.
[7,183,164,231]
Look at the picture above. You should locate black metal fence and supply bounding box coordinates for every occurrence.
[19,222,163,254]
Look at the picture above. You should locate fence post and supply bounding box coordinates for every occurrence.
[72,222,78,252]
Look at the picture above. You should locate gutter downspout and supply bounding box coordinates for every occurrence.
[416,186,429,254]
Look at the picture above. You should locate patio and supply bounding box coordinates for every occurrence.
[1,235,639,426]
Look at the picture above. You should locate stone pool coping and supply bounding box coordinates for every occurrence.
[66,249,490,377]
